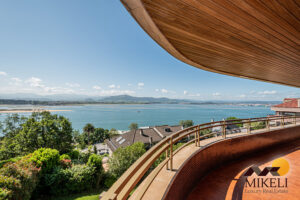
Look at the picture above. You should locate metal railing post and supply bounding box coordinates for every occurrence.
[267,118,270,131]
[170,136,173,171]
[281,116,284,128]
[294,115,297,125]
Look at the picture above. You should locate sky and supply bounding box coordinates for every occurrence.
[0,0,299,101]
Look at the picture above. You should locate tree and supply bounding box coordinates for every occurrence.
[129,123,138,131]
[92,128,109,144]
[109,142,146,178]
[83,123,95,145]
[226,117,243,127]
[0,112,73,160]
[109,128,119,137]
[179,120,194,128]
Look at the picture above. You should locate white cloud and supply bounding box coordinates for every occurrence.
[183,90,188,95]
[108,84,116,89]
[155,89,159,92]
[188,93,201,97]
[138,82,144,87]
[98,89,135,96]
[108,84,120,89]
[128,83,132,86]
[239,94,246,98]
[161,89,168,93]
[25,77,44,87]
[11,77,22,82]
[66,82,80,88]
[9,77,22,86]
[93,85,101,90]
[212,92,221,96]
[258,90,277,95]
[0,71,7,76]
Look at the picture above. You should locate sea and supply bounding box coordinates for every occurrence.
[0,104,274,132]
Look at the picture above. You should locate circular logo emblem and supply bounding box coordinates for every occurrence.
[272,158,289,176]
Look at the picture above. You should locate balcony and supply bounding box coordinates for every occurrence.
[101,115,300,200]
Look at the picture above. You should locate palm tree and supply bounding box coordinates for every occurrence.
[83,123,95,145]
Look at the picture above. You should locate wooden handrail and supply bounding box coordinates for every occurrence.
[101,115,300,200]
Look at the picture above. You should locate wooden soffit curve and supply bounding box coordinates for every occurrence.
[121,0,300,87]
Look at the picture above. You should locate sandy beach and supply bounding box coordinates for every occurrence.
[0,109,72,113]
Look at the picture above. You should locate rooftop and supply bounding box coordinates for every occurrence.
[105,125,183,151]
[273,98,300,108]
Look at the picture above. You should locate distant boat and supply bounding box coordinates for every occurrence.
[137,110,141,113]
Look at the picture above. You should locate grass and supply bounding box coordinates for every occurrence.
[52,190,102,200]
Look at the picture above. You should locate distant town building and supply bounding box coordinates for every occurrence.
[81,143,111,155]
[105,125,183,152]
[271,98,300,116]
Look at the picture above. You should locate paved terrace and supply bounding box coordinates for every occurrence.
[187,139,300,200]
[130,122,300,200]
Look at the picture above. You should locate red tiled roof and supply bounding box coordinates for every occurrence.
[273,98,298,108]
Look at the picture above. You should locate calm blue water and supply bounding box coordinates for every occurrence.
[0,104,274,131]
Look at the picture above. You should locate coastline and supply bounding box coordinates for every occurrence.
[0,109,72,113]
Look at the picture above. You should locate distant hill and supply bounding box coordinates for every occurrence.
[99,95,189,104]
[0,94,280,106]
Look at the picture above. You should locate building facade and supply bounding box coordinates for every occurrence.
[271,98,300,116]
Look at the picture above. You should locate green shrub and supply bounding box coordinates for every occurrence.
[0,157,22,168]
[60,159,72,169]
[87,154,102,169]
[30,148,60,173]
[109,142,146,178]
[251,121,266,130]
[87,154,104,188]
[0,156,40,200]
[0,188,12,200]
[78,151,91,164]
[60,154,71,161]
[0,175,21,191]
[45,164,96,195]
[104,173,117,188]
[68,150,80,160]
[226,117,243,127]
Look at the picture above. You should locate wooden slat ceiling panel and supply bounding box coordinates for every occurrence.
[121,0,300,87]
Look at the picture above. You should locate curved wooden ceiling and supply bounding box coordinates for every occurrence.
[121,0,300,87]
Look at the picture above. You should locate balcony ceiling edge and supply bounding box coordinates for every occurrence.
[121,0,300,88]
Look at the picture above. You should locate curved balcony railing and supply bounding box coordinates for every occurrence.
[101,115,300,200]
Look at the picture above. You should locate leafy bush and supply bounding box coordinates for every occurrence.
[87,154,104,188]
[60,154,71,161]
[87,154,102,169]
[60,159,72,169]
[251,121,266,130]
[68,150,80,160]
[179,120,194,128]
[0,188,12,200]
[226,117,243,127]
[0,156,40,200]
[44,165,96,195]
[30,148,60,173]
[104,173,117,188]
[0,157,22,168]
[109,142,146,178]
[0,175,20,192]
[78,151,91,164]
